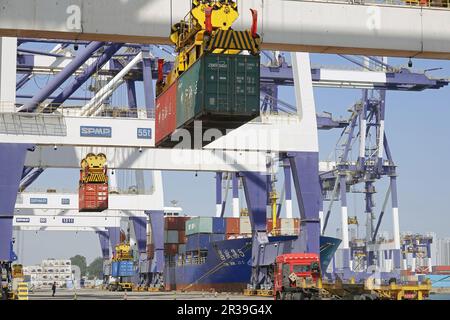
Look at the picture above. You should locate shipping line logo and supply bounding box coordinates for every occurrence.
[30,198,48,205]
[80,126,112,138]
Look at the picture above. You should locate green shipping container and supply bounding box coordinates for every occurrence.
[176,53,260,130]
[185,217,213,236]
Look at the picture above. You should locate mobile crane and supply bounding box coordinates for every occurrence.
[108,243,135,292]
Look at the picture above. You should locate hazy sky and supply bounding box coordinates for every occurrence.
[14,49,450,266]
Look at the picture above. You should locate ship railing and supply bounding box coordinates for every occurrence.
[268,228,300,236]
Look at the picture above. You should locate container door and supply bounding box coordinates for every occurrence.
[204,55,232,114]
[233,55,260,115]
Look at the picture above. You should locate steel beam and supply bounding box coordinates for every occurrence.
[1,1,450,58]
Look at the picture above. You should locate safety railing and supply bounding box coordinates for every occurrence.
[0,102,155,119]
[298,0,450,9]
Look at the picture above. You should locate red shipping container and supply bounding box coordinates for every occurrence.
[79,183,108,212]
[155,82,177,146]
[179,231,186,244]
[433,266,450,273]
[164,244,178,256]
[293,218,300,230]
[225,218,240,234]
[165,216,189,230]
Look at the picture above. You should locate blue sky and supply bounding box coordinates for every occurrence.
[14,47,450,265]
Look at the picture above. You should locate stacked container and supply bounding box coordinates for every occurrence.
[225,217,240,239]
[146,216,190,259]
[185,217,226,253]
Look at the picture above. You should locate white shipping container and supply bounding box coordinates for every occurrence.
[281,218,296,235]
[240,217,251,234]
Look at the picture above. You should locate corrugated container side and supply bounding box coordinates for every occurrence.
[165,244,179,256]
[185,217,213,235]
[155,81,177,145]
[178,231,186,244]
[175,54,260,129]
[281,218,296,235]
[212,217,226,234]
[226,218,240,234]
[178,244,186,254]
[267,218,281,233]
[239,216,251,234]
[79,183,108,212]
[433,266,450,272]
[165,230,179,244]
[176,58,202,127]
[203,54,260,115]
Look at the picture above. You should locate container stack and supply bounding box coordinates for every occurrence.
[432,265,450,274]
[146,216,190,259]
[23,259,72,288]
[185,217,226,252]
[267,218,300,236]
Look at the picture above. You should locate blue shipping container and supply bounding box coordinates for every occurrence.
[111,261,119,277]
[212,218,226,234]
[111,261,134,277]
[427,275,450,288]
[186,234,226,251]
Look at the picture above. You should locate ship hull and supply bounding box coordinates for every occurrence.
[165,235,341,292]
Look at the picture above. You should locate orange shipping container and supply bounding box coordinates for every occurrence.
[267,218,281,233]
[226,218,240,234]
[79,183,108,212]
[179,231,186,244]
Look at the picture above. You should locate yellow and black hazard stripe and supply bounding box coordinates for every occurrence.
[83,172,108,183]
[207,30,260,54]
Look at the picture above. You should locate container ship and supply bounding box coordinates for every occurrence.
[147,215,341,292]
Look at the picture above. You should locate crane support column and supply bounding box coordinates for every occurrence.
[0,37,16,112]
[232,173,240,218]
[142,46,155,117]
[283,159,293,219]
[240,171,269,289]
[215,172,223,217]
[107,227,121,256]
[287,151,321,254]
[0,144,32,260]
[391,176,401,270]
[97,231,110,259]
[130,217,147,255]
[377,91,386,171]
[358,90,368,169]
[146,210,164,287]
[339,174,351,271]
